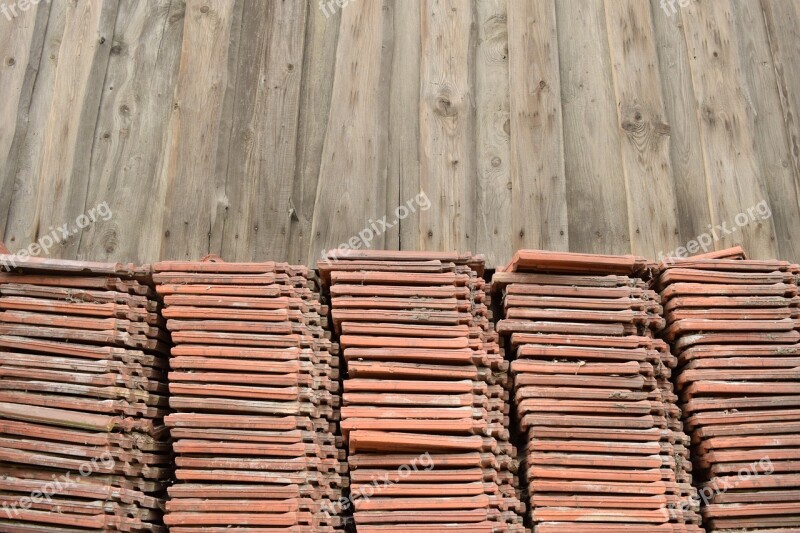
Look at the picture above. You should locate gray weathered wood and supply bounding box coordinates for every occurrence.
[734,0,800,262]
[390,0,421,253]
[605,0,680,259]
[681,0,777,258]
[507,0,567,258]
[419,0,476,252]
[475,0,511,267]
[289,0,341,265]
[308,0,392,260]
[557,0,630,255]
[77,0,185,263]
[650,0,712,255]
[217,0,307,262]
[159,0,238,260]
[0,1,50,242]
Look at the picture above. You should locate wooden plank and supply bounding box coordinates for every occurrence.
[159,0,238,260]
[390,0,421,254]
[288,0,341,265]
[557,0,629,255]
[650,0,712,255]
[419,0,476,252]
[734,0,800,262]
[0,1,50,240]
[762,0,800,262]
[2,0,66,251]
[76,0,185,263]
[604,0,680,259]
[30,0,119,259]
[308,0,391,260]
[475,0,511,267]
[217,0,307,262]
[507,0,567,256]
[680,0,777,259]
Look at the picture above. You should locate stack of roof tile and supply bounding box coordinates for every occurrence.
[0,255,170,532]
[319,250,526,532]
[655,249,800,532]
[155,258,345,532]
[494,250,702,532]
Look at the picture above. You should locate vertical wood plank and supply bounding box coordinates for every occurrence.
[77,0,184,263]
[650,0,713,253]
[507,0,567,256]
[217,0,307,262]
[290,0,341,265]
[681,0,777,258]
[605,0,680,258]
[762,0,800,261]
[0,1,50,240]
[308,0,392,261]
[159,0,238,260]
[475,0,511,267]
[419,0,476,253]
[31,0,118,259]
[734,0,800,262]
[389,0,421,253]
[557,0,630,255]
[2,0,65,251]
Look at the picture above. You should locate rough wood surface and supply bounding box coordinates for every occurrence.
[507,0,567,257]
[558,0,630,255]
[605,0,680,259]
[681,0,777,259]
[0,0,798,265]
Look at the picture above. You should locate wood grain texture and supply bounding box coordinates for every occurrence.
[32,0,119,259]
[605,0,680,259]
[475,0,511,268]
[557,0,630,255]
[77,0,185,263]
[159,0,237,260]
[507,0,567,257]
[217,0,307,262]
[419,0,476,252]
[0,0,797,265]
[650,0,712,252]
[308,0,391,260]
[762,0,800,251]
[289,0,340,265]
[734,0,800,262]
[2,0,65,251]
[390,0,421,253]
[681,0,777,258]
[0,0,50,241]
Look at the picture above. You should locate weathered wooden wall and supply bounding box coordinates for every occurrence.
[1,0,799,267]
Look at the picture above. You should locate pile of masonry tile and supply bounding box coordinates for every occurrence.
[494,250,702,532]
[0,255,171,532]
[319,250,526,532]
[655,247,800,532]
[155,258,345,532]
